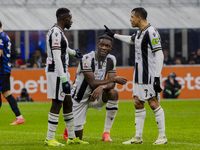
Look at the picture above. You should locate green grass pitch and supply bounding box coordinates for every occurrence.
[0,99,200,150]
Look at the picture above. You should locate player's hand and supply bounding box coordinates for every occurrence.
[90,86,104,101]
[104,25,115,38]
[113,76,127,85]
[74,49,83,58]
[62,81,71,95]
[153,77,162,93]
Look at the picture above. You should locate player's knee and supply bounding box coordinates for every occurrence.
[134,98,144,109]
[2,90,11,98]
[148,99,159,110]
[51,99,62,113]
[103,89,118,101]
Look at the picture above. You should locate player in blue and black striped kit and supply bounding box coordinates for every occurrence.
[0,20,25,125]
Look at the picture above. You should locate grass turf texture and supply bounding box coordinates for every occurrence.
[0,99,200,150]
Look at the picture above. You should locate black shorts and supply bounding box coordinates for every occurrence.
[0,74,11,92]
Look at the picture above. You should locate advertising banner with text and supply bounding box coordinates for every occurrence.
[2,66,200,102]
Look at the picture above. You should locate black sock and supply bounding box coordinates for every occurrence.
[6,94,21,117]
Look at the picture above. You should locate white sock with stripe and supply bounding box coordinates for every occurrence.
[103,100,118,133]
[63,112,76,139]
[135,108,146,137]
[154,106,166,137]
[46,112,59,141]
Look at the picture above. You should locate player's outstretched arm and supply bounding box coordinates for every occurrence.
[104,25,134,44]
[104,25,115,38]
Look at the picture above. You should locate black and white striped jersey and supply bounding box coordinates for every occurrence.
[131,24,162,84]
[45,24,69,73]
[71,51,116,102]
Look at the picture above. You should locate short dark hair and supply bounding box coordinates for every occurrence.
[169,72,176,78]
[98,34,114,45]
[56,8,70,18]
[0,20,2,28]
[131,7,147,20]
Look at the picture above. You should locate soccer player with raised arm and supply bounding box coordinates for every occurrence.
[104,7,167,145]
[63,34,127,142]
[0,20,25,125]
[44,8,88,146]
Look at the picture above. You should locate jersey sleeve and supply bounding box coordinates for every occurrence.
[0,37,5,50]
[107,55,116,73]
[80,54,93,72]
[51,28,62,50]
[149,29,162,53]
[131,31,137,43]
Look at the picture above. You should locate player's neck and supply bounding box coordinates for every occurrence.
[56,23,64,31]
[138,21,148,31]
[0,28,3,33]
[96,52,106,61]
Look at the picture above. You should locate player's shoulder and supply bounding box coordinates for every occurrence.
[0,32,9,40]
[107,53,116,60]
[147,25,158,33]
[49,25,62,35]
[82,51,95,60]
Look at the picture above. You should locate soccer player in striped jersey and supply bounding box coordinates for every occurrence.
[0,20,25,125]
[104,7,167,145]
[44,8,88,146]
[63,34,127,142]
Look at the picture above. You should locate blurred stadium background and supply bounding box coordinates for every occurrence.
[0,0,200,66]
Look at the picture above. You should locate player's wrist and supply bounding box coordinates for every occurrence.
[100,85,107,89]
[112,77,116,82]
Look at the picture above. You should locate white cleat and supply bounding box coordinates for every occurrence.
[153,136,167,145]
[122,137,143,144]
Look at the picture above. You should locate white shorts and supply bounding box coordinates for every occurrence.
[73,92,106,129]
[46,72,70,101]
[133,83,160,102]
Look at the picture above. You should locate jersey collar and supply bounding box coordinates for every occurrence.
[141,23,151,31]
[54,24,64,32]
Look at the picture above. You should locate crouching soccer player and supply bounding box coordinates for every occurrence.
[63,34,127,141]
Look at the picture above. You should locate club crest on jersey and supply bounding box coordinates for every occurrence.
[83,62,88,68]
[60,91,65,97]
[103,62,107,67]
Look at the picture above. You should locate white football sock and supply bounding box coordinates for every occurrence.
[135,108,146,137]
[46,112,59,141]
[16,115,23,119]
[154,106,166,137]
[63,112,76,139]
[103,100,118,133]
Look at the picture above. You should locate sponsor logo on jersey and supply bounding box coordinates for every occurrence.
[54,38,59,45]
[83,62,88,68]
[152,38,159,45]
